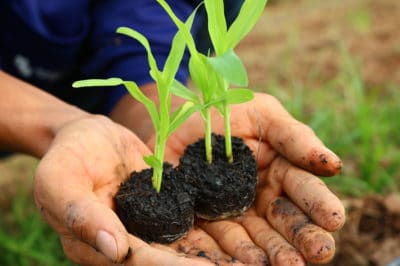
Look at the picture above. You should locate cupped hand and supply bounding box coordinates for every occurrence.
[154,92,345,265]
[34,115,216,266]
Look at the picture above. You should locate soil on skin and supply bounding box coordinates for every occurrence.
[178,134,257,220]
[115,164,195,244]
[236,0,400,264]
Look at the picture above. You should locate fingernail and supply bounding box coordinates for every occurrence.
[96,230,118,262]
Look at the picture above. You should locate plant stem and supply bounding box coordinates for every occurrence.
[224,102,233,163]
[152,88,170,193]
[204,108,213,163]
[153,133,166,192]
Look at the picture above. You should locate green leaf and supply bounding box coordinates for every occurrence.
[207,49,248,86]
[122,81,160,131]
[116,27,161,81]
[156,0,183,29]
[214,102,225,116]
[205,88,253,108]
[189,55,210,98]
[163,5,198,86]
[156,0,198,53]
[168,102,200,136]
[162,32,186,89]
[189,53,227,103]
[72,78,123,88]
[143,155,162,170]
[212,70,228,96]
[223,88,254,104]
[170,80,200,103]
[204,0,227,55]
[225,0,267,50]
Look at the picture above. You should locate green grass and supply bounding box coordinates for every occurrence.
[0,177,74,266]
[347,8,372,34]
[265,47,400,197]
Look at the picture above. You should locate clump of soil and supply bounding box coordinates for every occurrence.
[115,135,257,243]
[178,134,257,220]
[115,164,195,243]
[319,194,400,266]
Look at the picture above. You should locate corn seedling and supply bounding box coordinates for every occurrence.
[157,0,267,163]
[73,13,199,192]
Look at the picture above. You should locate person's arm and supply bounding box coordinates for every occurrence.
[0,70,89,157]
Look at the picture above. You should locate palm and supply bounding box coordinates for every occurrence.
[35,117,218,265]
[39,116,150,204]
[155,93,345,265]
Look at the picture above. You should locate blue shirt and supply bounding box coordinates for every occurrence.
[0,0,242,114]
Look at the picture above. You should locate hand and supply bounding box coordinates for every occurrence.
[153,93,345,265]
[34,115,216,266]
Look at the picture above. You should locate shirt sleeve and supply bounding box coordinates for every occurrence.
[80,0,198,114]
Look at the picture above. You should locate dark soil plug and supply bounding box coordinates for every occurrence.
[178,134,257,220]
[115,164,195,243]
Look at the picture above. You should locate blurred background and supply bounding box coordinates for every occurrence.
[1,0,399,265]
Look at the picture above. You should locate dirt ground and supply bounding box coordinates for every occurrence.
[237,0,400,89]
[236,0,400,265]
[327,195,400,266]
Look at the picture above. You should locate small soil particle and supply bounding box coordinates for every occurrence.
[196,250,209,259]
[270,197,303,217]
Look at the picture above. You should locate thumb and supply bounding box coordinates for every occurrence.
[64,195,130,263]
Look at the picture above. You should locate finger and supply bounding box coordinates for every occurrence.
[66,197,131,263]
[126,235,215,266]
[247,93,342,176]
[151,243,179,254]
[35,182,130,263]
[266,197,336,265]
[63,233,215,266]
[198,219,269,265]
[169,226,243,265]
[260,157,345,231]
[237,210,306,266]
[61,236,117,266]
[266,120,342,177]
[243,139,277,171]
[38,203,118,266]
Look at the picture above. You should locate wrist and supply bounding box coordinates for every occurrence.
[13,99,90,158]
[0,71,90,157]
[41,104,91,151]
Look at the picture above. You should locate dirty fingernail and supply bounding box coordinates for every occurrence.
[96,230,118,262]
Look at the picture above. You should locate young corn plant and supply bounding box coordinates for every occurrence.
[203,0,268,162]
[157,0,262,163]
[73,15,198,192]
